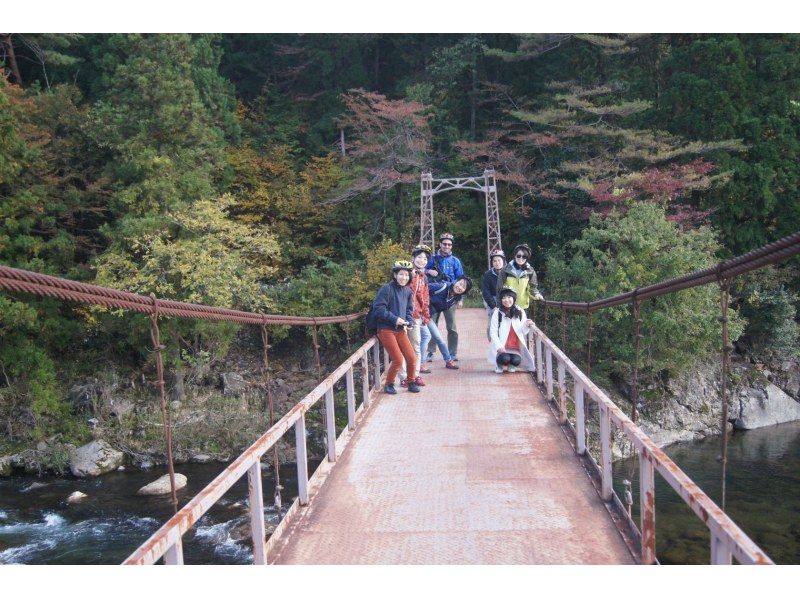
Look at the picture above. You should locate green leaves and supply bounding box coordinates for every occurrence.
[546,202,744,381]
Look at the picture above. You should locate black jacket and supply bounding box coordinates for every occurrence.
[481,268,502,309]
[371,281,413,331]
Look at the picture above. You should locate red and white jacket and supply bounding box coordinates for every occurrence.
[409,269,431,324]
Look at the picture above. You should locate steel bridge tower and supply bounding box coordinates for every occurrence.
[419,170,502,265]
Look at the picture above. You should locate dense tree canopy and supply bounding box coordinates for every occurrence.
[1,33,798,440]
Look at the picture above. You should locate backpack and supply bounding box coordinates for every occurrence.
[365,303,379,337]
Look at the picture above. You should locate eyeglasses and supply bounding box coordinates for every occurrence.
[515,253,527,258]
[441,242,452,246]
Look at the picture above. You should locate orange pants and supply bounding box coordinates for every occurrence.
[377,328,417,385]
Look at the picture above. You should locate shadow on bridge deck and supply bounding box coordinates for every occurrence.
[268,309,635,564]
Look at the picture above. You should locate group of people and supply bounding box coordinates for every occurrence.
[369,233,543,394]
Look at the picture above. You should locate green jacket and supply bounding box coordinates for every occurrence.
[496,262,539,309]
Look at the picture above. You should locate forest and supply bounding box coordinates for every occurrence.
[1,33,799,455]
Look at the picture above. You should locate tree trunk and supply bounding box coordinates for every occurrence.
[2,34,22,84]
[470,44,478,140]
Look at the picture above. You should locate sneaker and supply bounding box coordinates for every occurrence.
[494,366,504,374]
[451,355,459,362]
[445,360,460,370]
[425,353,434,363]
[407,382,421,393]
[413,376,426,386]
[508,365,517,373]
[384,384,397,395]
[399,379,408,388]
[419,366,432,374]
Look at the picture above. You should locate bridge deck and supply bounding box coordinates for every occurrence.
[269,309,635,564]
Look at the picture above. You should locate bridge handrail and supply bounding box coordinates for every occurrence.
[539,230,800,312]
[123,336,382,565]
[0,264,364,325]
[532,324,773,565]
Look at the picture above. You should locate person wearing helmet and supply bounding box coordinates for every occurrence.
[425,232,465,362]
[482,249,507,339]
[399,245,432,388]
[488,286,536,374]
[496,243,543,310]
[370,260,420,394]
[423,276,473,370]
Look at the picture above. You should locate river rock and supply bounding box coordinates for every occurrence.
[137,473,188,496]
[0,456,12,477]
[67,491,88,504]
[221,372,248,397]
[110,398,135,419]
[190,453,213,464]
[68,382,103,413]
[69,440,125,477]
[734,383,800,429]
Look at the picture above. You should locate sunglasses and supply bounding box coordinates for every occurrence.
[441,242,453,246]
[515,253,527,258]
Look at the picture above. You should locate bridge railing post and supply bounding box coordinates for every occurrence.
[361,352,371,409]
[248,460,268,565]
[294,414,309,506]
[599,401,613,501]
[545,347,554,402]
[372,343,381,390]
[164,540,183,565]
[346,365,356,431]
[324,388,336,462]
[557,359,567,424]
[575,380,586,455]
[536,333,544,384]
[711,533,733,565]
[639,450,656,564]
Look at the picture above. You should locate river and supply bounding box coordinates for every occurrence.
[613,420,800,564]
[1,422,798,564]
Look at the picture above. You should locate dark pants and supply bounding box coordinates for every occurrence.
[430,305,458,357]
[496,353,522,367]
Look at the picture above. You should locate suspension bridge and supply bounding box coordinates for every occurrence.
[1,171,797,565]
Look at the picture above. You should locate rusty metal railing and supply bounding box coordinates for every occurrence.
[527,231,800,565]
[531,324,773,565]
[0,262,379,563]
[123,337,385,565]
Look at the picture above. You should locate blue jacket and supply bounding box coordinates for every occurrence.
[428,280,460,315]
[371,281,413,331]
[426,251,464,283]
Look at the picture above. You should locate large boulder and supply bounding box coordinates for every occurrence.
[221,372,247,397]
[734,383,800,429]
[0,455,12,477]
[69,440,125,477]
[137,473,188,496]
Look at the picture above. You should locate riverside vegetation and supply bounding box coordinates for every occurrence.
[1,33,799,476]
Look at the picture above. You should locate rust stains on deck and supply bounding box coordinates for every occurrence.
[269,309,635,565]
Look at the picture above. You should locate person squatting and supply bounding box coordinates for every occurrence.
[368,233,544,395]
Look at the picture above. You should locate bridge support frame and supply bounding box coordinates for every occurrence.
[420,170,502,266]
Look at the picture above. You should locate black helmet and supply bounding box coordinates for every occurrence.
[452,275,473,296]
[512,244,531,259]
[499,285,517,301]
[412,244,432,259]
[392,260,413,274]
